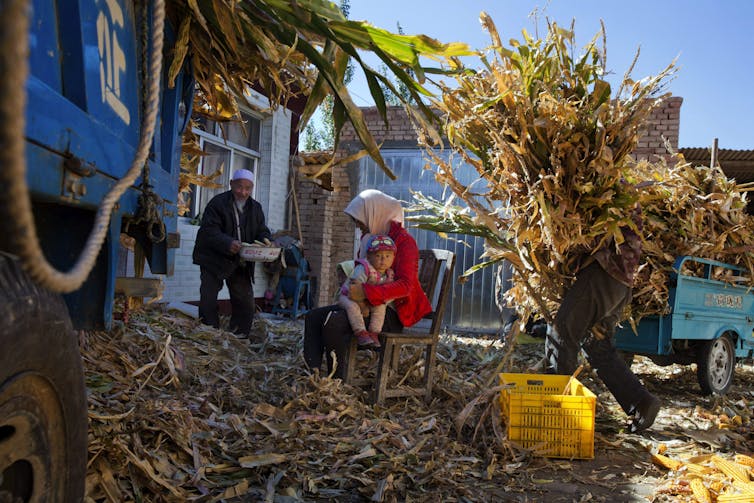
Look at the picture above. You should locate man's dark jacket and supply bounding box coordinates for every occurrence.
[192,191,272,280]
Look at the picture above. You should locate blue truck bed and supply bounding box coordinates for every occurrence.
[22,0,192,328]
[615,255,754,394]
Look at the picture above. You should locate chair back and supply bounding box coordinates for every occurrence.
[417,249,455,337]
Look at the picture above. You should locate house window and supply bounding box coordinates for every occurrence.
[189,110,262,218]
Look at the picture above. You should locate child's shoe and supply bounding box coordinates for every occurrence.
[368,331,381,348]
[355,330,375,348]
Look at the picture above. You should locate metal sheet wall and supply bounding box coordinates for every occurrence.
[358,149,503,333]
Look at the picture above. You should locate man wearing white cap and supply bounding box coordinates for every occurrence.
[193,169,271,336]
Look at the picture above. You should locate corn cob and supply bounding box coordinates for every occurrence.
[690,478,711,503]
[712,455,751,484]
[651,453,683,471]
[731,479,754,495]
[735,454,754,468]
[718,493,754,502]
[685,462,715,476]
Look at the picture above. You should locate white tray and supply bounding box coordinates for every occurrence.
[239,245,281,262]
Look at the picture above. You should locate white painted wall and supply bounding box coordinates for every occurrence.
[123,217,274,303]
[255,106,292,232]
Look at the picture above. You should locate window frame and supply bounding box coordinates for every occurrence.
[189,110,263,218]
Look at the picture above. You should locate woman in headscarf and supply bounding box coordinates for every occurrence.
[304,189,432,378]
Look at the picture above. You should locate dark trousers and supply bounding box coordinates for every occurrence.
[545,261,654,416]
[304,305,403,379]
[199,266,254,336]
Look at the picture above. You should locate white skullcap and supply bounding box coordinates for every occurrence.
[231,169,254,183]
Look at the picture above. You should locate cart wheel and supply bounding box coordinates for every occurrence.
[0,254,87,502]
[697,335,735,395]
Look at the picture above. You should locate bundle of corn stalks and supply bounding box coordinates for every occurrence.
[409,14,754,325]
[630,158,754,320]
[163,0,470,182]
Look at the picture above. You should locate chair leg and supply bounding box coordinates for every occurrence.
[424,342,438,402]
[343,336,358,384]
[390,340,401,370]
[374,339,394,404]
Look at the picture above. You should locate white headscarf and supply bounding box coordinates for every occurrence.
[344,190,405,258]
[344,189,404,234]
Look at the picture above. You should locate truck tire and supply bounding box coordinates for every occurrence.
[0,253,87,502]
[697,335,735,395]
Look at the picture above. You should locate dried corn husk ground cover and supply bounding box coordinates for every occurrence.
[83,305,754,502]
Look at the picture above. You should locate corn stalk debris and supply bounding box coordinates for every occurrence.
[83,306,754,501]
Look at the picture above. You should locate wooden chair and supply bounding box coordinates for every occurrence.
[344,249,455,404]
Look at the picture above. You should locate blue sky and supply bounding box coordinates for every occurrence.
[346,0,753,150]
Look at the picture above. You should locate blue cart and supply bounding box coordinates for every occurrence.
[615,256,754,395]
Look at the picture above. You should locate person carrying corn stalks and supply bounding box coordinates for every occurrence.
[545,204,661,433]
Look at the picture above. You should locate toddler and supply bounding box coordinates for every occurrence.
[338,234,396,348]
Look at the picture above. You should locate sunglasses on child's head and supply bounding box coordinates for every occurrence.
[370,236,393,247]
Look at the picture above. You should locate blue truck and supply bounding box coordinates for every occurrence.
[0,1,193,500]
[615,255,754,396]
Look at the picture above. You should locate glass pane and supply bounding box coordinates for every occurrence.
[197,142,231,216]
[232,152,256,177]
[245,112,261,151]
[225,118,246,147]
[193,115,216,134]
[224,111,261,151]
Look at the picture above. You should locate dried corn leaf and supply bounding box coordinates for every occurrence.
[165,0,471,196]
[239,453,288,468]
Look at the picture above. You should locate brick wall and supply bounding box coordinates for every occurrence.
[296,97,685,305]
[340,107,424,144]
[633,96,683,161]
[296,159,354,306]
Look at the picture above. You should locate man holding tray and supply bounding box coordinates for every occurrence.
[193,169,272,336]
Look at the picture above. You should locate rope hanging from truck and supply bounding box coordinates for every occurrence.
[0,0,166,293]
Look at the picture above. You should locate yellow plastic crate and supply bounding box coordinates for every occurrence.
[499,373,596,459]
